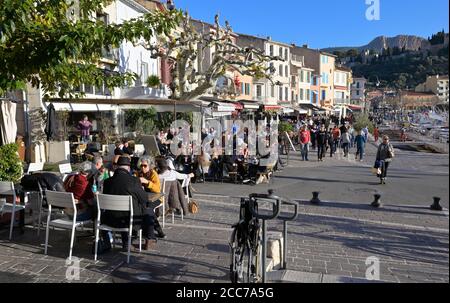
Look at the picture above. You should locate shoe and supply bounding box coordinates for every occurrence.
[144,239,157,250]
[156,232,166,239]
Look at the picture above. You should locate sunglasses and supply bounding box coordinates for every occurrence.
[140,164,148,168]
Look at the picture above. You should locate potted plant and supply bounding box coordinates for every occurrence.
[146,75,161,88]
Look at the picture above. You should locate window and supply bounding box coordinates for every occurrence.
[321,90,326,101]
[306,72,311,83]
[300,89,304,100]
[141,62,149,85]
[307,89,311,101]
[245,83,251,95]
[356,90,360,96]
[279,87,283,100]
[279,47,283,57]
[256,85,262,98]
[300,71,304,82]
[356,82,360,89]
[292,91,295,101]
[279,65,283,77]
[96,12,109,25]
[285,49,288,60]
[285,87,289,101]
[241,83,245,94]
[84,84,94,94]
[269,45,274,56]
[285,66,288,78]
[271,84,275,98]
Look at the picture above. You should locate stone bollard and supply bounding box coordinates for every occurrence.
[310,192,321,204]
[371,194,382,208]
[430,197,443,211]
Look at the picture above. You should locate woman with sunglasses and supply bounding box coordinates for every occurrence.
[136,155,166,238]
[375,135,395,184]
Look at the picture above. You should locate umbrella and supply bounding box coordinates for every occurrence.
[0,99,18,145]
[45,103,57,141]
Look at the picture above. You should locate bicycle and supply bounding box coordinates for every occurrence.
[229,190,297,283]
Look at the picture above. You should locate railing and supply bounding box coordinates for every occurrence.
[333,98,350,105]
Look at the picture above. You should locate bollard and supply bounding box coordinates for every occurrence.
[371,194,382,208]
[310,192,321,204]
[430,197,443,211]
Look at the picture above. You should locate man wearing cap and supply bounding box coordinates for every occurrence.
[101,156,157,251]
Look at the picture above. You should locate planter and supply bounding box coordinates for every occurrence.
[45,141,70,163]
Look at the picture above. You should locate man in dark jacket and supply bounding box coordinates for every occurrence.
[101,156,157,251]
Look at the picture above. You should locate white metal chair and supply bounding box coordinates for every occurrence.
[0,181,25,240]
[154,179,167,228]
[58,163,73,182]
[27,162,44,174]
[44,191,91,260]
[95,193,142,264]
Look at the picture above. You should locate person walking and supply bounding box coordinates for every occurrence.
[341,127,351,157]
[316,125,328,162]
[331,126,341,157]
[375,135,395,184]
[362,126,369,143]
[299,125,311,161]
[355,131,366,161]
[373,126,380,143]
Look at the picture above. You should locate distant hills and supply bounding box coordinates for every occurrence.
[323,35,429,53]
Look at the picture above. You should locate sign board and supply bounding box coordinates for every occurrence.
[285,131,296,152]
[141,135,160,156]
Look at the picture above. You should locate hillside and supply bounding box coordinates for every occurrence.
[323,35,429,53]
[352,50,449,89]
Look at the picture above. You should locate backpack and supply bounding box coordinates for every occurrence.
[188,200,199,214]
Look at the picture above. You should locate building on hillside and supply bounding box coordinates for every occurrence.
[318,52,337,109]
[415,75,449,103]
[401,91,440,110]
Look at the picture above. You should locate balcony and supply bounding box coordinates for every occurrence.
[253,95,266,102]
[291,54,304,67]
[334,98,351,105]
[100,47,119,65]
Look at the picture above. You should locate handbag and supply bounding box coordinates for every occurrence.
[188,200,199,214]
[374,160,381,169]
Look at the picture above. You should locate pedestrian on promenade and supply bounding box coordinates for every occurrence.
[77,114,92,143]
[310,125,317,151]
[375,135,395,184]
[316,125,328,162]
[373,126,380,143]
[331,126,341,157]
[299,125,311,161]
[341,127,351,157]
[362,126,369,143]
[355,131,366,161]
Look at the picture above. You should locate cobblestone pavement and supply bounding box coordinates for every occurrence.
[0,136,448,283]
[0,190,447,283]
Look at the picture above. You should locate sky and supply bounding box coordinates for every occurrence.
[173,0,449,49]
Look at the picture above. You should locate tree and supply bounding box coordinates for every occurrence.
[346,49,359,58]
[145,13,281,101]
[0,0,182,98]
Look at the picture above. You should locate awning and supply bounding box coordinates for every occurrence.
[282,107,295,114]
[348,105,362,111]
[231,102,244,110]
[45,102,116,112]
[212,102,235,112]
[239,101,260,110]
[263,105,282,111]
[299,103,322,111]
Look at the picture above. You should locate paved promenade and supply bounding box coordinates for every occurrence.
[0,137,448,283]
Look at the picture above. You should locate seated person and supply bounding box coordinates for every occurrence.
[122,138,133,155]
[114,141,124,156]
[90,155,110,192]
[135,155,165,238]
[64,161,95,221]
[101,156,158,251]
